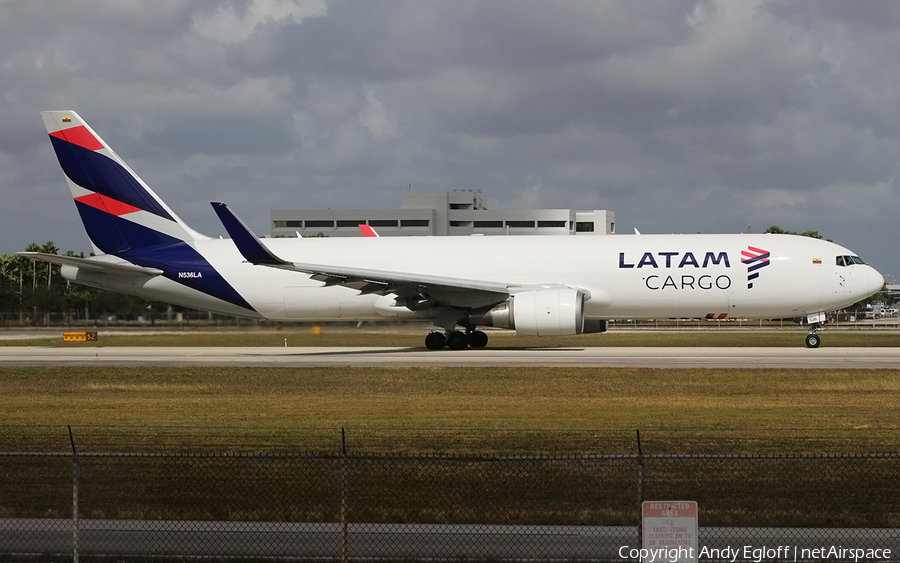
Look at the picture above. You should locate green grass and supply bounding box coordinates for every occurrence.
[1,366,899,454]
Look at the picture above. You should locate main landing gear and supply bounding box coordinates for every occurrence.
[424,328,489,350]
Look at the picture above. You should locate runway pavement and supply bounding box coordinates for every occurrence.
[1,345,898,368]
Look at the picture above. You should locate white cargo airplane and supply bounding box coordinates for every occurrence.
[23,111,885,349]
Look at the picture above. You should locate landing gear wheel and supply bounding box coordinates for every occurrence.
[424,332,446,350]
[468,330,488,348]
[447,331,469,350]
[805,333,821,349]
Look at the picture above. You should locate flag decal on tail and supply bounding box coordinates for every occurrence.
[39,110,259,316]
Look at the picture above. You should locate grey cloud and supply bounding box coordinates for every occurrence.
[143,114,296,158]
[232,0,701,81]
[767,0,900,34]
[0,0,898,281]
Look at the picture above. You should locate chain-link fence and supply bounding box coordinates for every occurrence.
[1,448,899,561]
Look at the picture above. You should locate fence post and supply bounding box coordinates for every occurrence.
[68,426,79,563]
[340,427,349,563]
[636,429,644,546]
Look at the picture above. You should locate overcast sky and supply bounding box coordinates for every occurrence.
[2,0,899,281]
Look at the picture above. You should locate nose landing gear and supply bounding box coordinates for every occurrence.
[805,330,821,349]
[803,312,826,348]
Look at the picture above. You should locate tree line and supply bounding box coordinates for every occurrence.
[0,242,169,326]
[763,225,826,239]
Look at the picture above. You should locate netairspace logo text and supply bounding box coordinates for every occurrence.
[618,545,892,563]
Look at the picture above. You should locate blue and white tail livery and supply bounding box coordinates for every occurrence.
[33,111,255,316]
[41,111,203,252]
[24,111,885,349]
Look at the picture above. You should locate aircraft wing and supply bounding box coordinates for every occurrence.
[18,252,164,276]
[289,261,513,309]
[211,202,579,310]
[278,260,585,310]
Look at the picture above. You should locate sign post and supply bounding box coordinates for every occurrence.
[641,501,698,563]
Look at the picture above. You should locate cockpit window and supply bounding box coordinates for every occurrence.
[836,255,866,267]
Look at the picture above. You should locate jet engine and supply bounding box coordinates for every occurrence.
[469,288,605,336]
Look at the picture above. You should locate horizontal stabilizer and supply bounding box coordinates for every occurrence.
[211,202,292,267]
[18,252,163,276]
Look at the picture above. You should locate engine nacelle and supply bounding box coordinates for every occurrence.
[471,288,590,336]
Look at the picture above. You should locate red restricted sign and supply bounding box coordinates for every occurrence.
[642,501,698,563]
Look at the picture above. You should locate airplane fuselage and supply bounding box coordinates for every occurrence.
[62,233,882,323]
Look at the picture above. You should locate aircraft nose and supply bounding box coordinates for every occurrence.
[867,266,886,297]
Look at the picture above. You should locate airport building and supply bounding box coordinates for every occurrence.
[271,190,615,238]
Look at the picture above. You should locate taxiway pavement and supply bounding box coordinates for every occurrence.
[0,346,898,368]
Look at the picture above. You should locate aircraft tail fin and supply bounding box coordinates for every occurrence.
[40,111,207,256]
